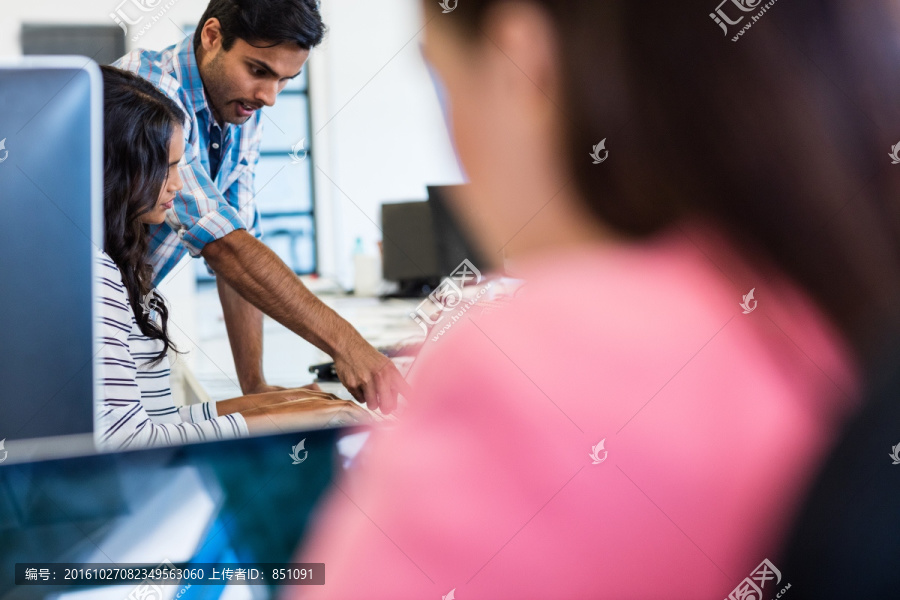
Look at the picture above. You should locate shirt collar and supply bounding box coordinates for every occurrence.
[174,33,210,116]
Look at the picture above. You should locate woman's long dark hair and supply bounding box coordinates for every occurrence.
[434,0,900,370]
[101,65,185,366]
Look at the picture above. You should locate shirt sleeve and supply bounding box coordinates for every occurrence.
[170,140,249,258]
[94,252,250,451]
[178,400,232,424]
[223,119,264,241]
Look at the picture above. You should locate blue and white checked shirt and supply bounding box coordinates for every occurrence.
[114,34,264,285]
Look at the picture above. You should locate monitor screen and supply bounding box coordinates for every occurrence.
[0,58,103,449]
[0,427,364,599]
[381,201,441,283]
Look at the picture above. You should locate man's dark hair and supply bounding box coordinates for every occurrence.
[194,0,325,56]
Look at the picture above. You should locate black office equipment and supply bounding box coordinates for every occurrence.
[21,25,126,66]
[380,185,487,298]
[381,201,442,297]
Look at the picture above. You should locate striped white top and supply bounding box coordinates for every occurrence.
[95,249,249,450]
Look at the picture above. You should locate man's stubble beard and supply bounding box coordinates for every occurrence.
[202,51,239,126]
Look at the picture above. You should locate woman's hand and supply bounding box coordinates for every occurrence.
[241,397,374,435]
[244,382,324,394]
[217,385,343,416]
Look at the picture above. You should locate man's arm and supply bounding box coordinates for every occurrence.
[202,230,411,413]
[217,277,287,394]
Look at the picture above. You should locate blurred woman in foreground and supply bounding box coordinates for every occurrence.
[294,1,900,597]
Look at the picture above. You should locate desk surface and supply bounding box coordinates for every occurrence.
[192,289,425,402]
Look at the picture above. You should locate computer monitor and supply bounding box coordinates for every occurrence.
[381,201,441,296]
[0,427,365,599]
[0,57,103,456]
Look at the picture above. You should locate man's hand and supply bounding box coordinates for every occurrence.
[333,341,412,414]
[202,232,412,413]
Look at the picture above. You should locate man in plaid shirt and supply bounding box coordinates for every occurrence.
[114,0,407,413]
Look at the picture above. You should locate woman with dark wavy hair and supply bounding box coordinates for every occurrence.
[95,66,370,450]
[293,1,900,598]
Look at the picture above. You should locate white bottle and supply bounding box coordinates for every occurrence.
[353,237,380,297]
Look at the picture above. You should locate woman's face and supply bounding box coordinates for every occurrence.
[140,124,185,225]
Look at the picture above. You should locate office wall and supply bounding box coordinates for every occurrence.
[310,0,464,287]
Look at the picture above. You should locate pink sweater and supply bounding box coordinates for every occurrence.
[292,223,859,600]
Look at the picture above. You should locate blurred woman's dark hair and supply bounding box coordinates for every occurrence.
[100,65,184,366]
[433,0,900,370]
[194,0,326,55]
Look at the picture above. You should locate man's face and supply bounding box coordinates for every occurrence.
[197,18,309,125]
